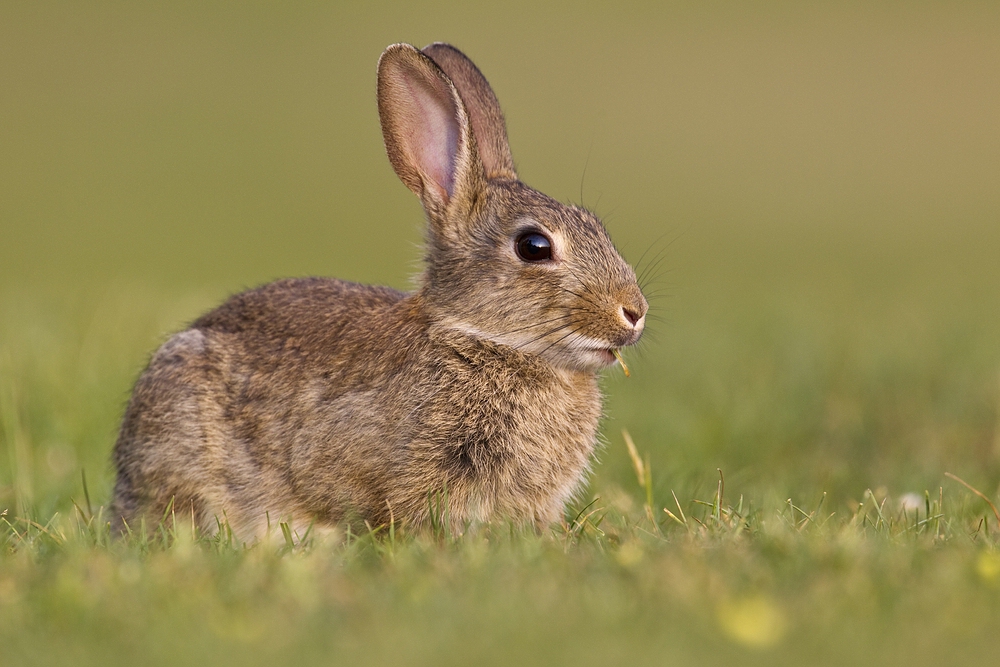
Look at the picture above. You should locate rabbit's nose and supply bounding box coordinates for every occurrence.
[619,304,646,329]
[621,306,642,326]
[618,288,648,331]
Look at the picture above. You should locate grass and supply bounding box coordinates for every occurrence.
[4,453,1000,667]
[4,2,1000,665]
[3,286,1000,666]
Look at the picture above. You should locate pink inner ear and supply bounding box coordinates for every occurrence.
[405,77,459,199]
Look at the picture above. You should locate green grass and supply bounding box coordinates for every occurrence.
[4,464,1000,667]
[4,2,1000,666]
[4,285,1000,666]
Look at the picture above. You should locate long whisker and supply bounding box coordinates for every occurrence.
[639,289,673,300]
[558,267,608,311]
[535,326,588,358]
[514,320,582,351]
[555,283,603,309]
[638,251,672,289]
[514,325,574,351]
[579,137,594,209]
[497,314,577,337]
[635,228,689,289]
[639,267,673,292]
[633,232,671,277]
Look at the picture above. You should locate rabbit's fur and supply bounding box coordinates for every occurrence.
[110,43,647,538]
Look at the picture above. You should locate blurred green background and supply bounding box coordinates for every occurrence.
[2,0,1000,515]
[5,4,1000,666]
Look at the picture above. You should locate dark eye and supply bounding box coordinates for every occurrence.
[515,232,553,262]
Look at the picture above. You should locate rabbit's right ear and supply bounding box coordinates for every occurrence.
[377,44,485,223]
[421,43,516,181]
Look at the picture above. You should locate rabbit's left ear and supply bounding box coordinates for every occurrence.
[422,43,517,180]
[377,43,485,222]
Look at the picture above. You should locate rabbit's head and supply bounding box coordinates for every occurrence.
[378,43,647,373]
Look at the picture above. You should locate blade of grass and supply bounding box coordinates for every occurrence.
[944,472,1000,530]
[81,468,94,519]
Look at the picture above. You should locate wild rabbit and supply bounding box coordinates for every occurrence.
[111,42,647,539]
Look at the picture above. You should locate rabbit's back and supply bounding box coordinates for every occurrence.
[113,278,408,533]
[112,278,602,536]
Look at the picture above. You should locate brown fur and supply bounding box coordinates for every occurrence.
[110,43,647,539]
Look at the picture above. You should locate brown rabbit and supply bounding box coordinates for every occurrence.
[110,42,647,539]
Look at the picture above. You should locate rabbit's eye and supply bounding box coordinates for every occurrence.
[516,233,553,262]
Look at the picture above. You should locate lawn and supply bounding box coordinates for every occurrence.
[3,3,1000,666]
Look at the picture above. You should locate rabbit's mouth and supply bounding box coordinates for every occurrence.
[563,332,639,370]
[578,347,618,367]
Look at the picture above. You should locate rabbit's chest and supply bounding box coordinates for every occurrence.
[422,364,602,521]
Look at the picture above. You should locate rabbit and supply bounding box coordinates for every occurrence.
[110,42,648,540]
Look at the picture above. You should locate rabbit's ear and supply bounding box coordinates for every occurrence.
[377,43,484,220]
[421,43,517,180]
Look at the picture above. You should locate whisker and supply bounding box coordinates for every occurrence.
[514,321,580,351]
[638,254,672,289]
[633,233,671,277]
[498,314,577,337]
[554,286,605,313]
[559,266,609,311]
[535,326,587,358]
[579,137,594,209]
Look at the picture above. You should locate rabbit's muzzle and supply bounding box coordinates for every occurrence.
[614,287,648,346]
